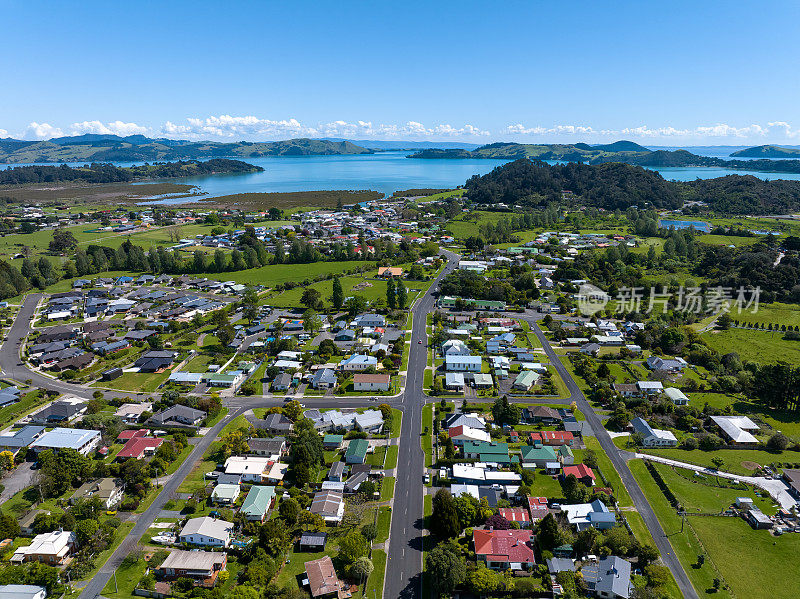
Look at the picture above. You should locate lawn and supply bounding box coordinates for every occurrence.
[628,459,731,599]
[390,408,402,438]
[100,555,147,598]
[421,404,433,467]
[384,445,399,469]
[0,389,48,430]
[267,272,387,309]
[701,327,800,364]
[211,260,374,287]
[380,476,396,502]
[376,506,392,543]
[361,549,386,599]
[583,436,633,507]
[640,447,791,476]
[91,370,170,392]
[731,302,800,328]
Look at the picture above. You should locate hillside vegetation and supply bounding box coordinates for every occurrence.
[0,135,373,163]
[730,145,800,158]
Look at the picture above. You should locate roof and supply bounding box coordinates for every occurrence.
[117,436,163,458]
[300,531,327,546]
[180,516,233,540]
[582,556,631,599]
[310,490,344,517]
[711,415,760,443]
[473,529,534,563]
[463,441,508,455]
[521,445,558,461]
[211,484,240,500]
[30,428,99,451]
[0,585,46,599]
[498,507,530,522]
[241,486,275,517]
[305,555,342,598]
[352,373,390,384]
[345,438,369,458]
[158,549,226,572]
[563,463,595,480]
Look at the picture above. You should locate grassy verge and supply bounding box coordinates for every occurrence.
[384,445,399,469]
[421,404,433,467]
[390,408,403,438]
[380,476,396,502]
[376,506,392,543]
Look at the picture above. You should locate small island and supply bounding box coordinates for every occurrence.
[730,144,800,158]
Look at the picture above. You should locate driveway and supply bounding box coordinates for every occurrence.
[0,462,36,504]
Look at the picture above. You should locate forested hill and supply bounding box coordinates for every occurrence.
[0,135,373,163]
[730,145,800,158]
[0,159,263,185]
[409,142,800,174]
[464,158,800,214]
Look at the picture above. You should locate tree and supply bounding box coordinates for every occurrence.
[241,287,259,322]
[386,277,396,310]
[338,530,369,566]
[361,523,377,542]
[644,564,671,588]
[331,276,344,310]
[228,586,261,599]
[468,566,502,595]
[767,431,790,451]
[258,519,290,556]
[49,229,78,252]
[303,309,322,337]
[396,280,407,309]
[711,457,724,470]
[491,396,521,427]
[538,513,560,550]
[426,540,467,597]
[345,295,368,318]
[75,518,99,544]
[431,489,461,538]
[351,556,373,582]
[597,363,611,379]
[268,207,283,221]
[301,288,323,310]
[0,451,13,470]
[279,498,300,524]
[283,400,303,422]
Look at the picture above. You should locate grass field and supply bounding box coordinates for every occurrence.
[640,446,792,476]
[91,370,169,392]
[445,211,519,240]
[701,327,800,364]
[211,260,375,287]
[267,272,387,308]
[731,302,800,328]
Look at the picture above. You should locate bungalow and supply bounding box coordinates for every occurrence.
[463,441,509,463]
[444,372,465,391]
[377,266,403,278]
[561,499,616,531]
[299,532,327,553]
[240,486,276,521]
[271,372,293,391]
[310,490,345,525]
[646,355,687,372]
[69,478,124,509]
[179,516,234,548]
[499,507,531,526]
[224,456,273,483]
[530,431,575,446]
[322,434,343,450]
[311,368,337,390]
[582,556,632,599]
[353,373,391,392]
[149,405,205,426]
[473,529,535,571]
[664,387,689,405]
[445,413,487,430]
[116,436,164,459]
[354,410,384,433]
[631,417,677,447]
[304,555,346,598]
[345,439,369,464]
[527,496,549,521]
[444,355,482,373]
[520,445,558,468]
[155,550,227,588]
[10,530,76,565]
[211,484,241,505]
[612,383,639,398]
[334,329,356,342]
[710,415,760,445]
[353,313,386,328]
[30,428,100,456]
[637,381,663,395]
[471,373,494,388]
[338,354,378,371]
[562,464,596,486]
[441,339,471,356]
[448,425,491,446]
[522,406,562,424]
[512,370,539,391]
[114,402,152,423]
[327,461,346,482]
[134,350,176,372]
[247,437,287,456]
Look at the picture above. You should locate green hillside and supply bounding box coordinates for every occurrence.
[730,145,800,158]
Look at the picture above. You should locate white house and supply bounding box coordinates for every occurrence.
[664,387,689,405]
[224,456,273,483]
[338,354,378,371]
[631,417,677,447]
[353,373,391,391]
[445,355,482,372]
[179,516,234,547]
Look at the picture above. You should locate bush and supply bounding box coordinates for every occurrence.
[680,436,699,450]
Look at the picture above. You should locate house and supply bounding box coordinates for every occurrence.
[612,383,639,398]
[445,413,487,430]
[211,484,241,505]
[353,373,391,392]
[0,425,46,456]
[522,406,562,424]
[0,585,46,599]
[149,405,206,426]
[310,490,345,524]
[0,386,21,408]
[134,350,176,372]
[353,313,385,328]
[377,266,403,278]
[224,456,273,483]
[327,461,346,482]
[11,530,76,565]
[299,532,327,552]
[561,499,616,531]
[499,507,531,526]
[69,478,124,509]
[582,556,632,599]
[240,486,276,521]
[247,437,287,456]
[29,399,86,424]
[311,368,337,390]
[473,528,535,571]
[304,555,346,598]
[444,355,482,372]
[448,425,491,446]
[444,372,465,391]
[271,372,293,391]
[334,329,356,342]
[441,339,471,356]
[354,410,384,433]
[631,417,677,447]
[636,381,663,395]
[471,373,494,388]
[520,445,558,467]
[261,413,294,433]
[558,444,575,465]
[646,355,687,372]
[527,496,549,521]
[710,415,760,445]
[562,463,596,486]
[114,402,152,423]
[117,436,164,459]
[463,441,509,463]
[530,431,574,446]
[179,516,234,547]
[322,434,343,450]
[746,508,773,530]
[664,387,689,405]
[338,354,378,371]
[155,550,227,587]
[345,439,369,464]
[782,469,800,499]
[30,428,101,455]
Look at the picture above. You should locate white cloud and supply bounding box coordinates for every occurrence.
[0,129,8,139]
[69,120,149,137]
[22,122,64,140]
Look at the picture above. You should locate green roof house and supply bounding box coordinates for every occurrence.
[323,434,344,450]
[241,486,276,522]
[345,439,369,464]
[520,445,558,467]
[558,445,574,465]
[463,441,509,461]
[211,483,240,505]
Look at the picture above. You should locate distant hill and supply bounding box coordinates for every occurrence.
[0,135,373,164]
[730,145,800,158]
[323,138,481,150]
[408,141,800,174]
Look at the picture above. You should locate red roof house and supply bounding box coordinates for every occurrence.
[117,436,163,460]
[527,496,549,521]
[473,528,535,570]
[498,508,530,524]
[529,430,574,446]
[562,463,595,486]
[117,428,148,442]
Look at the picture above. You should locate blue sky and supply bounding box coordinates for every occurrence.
[2,0,800,144]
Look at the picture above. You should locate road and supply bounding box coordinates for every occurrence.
[384,250,458,599]
[529,322,700,599]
